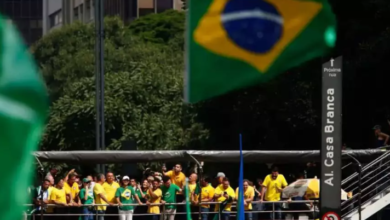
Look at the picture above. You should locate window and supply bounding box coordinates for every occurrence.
[80,6,84,21]
[58,11,63,23]
[74,7,79,20]
[138,8,154,17]
[49,10,62,28]
[156,0,173,13]
[29,19,40,29]
[86,0,91,9]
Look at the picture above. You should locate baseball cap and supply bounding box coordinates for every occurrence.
[215,172,225,178]
[82,178,91,183]
[122,176,130,180]
[373,125,381,130]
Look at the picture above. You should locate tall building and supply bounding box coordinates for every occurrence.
[42,0,182,35]
[0,0,43,45]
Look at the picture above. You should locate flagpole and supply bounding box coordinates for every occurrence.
[238,134,245,220]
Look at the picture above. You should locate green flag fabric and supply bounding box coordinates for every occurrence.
[212,197,233,220]
[185,0,336,103]
[185,178,192,220]
[0,16,48,220]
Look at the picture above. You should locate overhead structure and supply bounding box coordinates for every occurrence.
[33,149,386,164]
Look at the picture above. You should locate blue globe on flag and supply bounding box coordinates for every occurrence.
[221,0,284,53]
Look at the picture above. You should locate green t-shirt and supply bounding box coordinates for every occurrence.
[79,188,94,205]
[115,186,136,211]
[160,184,181,209]
[134,188,148,203]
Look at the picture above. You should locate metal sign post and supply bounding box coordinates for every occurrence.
[320,56,342,220]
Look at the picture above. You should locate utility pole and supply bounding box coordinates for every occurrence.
[95,0,105,174]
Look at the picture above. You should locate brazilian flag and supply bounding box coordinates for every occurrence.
[185,0,336,103]
[212,197,233,220]
[0,16,48,219]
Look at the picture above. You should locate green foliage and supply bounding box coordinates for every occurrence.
[33,17,208,152]
[128,10,185,45]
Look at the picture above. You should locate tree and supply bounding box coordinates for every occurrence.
[32,17,208,152]
[128,10,185,46]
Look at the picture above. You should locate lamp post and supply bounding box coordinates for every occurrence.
[95,0,105,174]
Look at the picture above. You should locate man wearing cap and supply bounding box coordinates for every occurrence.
[215,172,225,187]
[116,176,143,220]
[79,178,94,220]
[103,172,120,220]
[373,125,389,148]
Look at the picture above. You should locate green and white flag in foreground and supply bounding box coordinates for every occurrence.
[0,16,48,219]
[185,0,336,103]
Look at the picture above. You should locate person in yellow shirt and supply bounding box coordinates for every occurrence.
[187,173,199,220]
[163,164,186,216]
[49,178,68,219]
[94,174,113,220]
[260,167,288,220]
[102,172,120,220]
[63,173,80,220]
[146,178,163,220]
[235,180,254,220]
[197,176,214,220]
[163,164,186,189]
[214,177,235,220]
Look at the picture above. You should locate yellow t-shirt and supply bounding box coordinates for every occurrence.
[102,181,120,203]
[235,186,255,210]
[94,183,107,211]
[64,182,80,202]
[50,188,67,204]
[262,174,288,201]
[188,183,197,204]
[147,188,162,214]
[200,185,215,208]
[165,171,186,190]
[45,186,56,213]
[214,185,235,211]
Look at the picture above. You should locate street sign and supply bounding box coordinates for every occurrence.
[320,56,342,219]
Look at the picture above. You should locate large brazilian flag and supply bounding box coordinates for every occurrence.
[185,0,336,103]
[0,16,48,219]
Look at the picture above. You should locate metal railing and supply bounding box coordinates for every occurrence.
[341,150,390,218]
[24,200,319,220]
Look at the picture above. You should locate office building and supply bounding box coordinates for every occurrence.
[0,0,43,45]
[43,0,182,35]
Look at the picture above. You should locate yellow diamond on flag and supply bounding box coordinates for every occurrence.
[121,189,132,200]
[194,0,322,72]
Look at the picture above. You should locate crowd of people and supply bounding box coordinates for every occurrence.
[27,164,316,220]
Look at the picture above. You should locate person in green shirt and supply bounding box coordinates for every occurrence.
[115,176,143,220]
[79,178,94,220]
[133,179,149,220]
[160,176,182,220]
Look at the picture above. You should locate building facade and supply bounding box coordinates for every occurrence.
[42,0,182,35]
[0,0,43,45]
